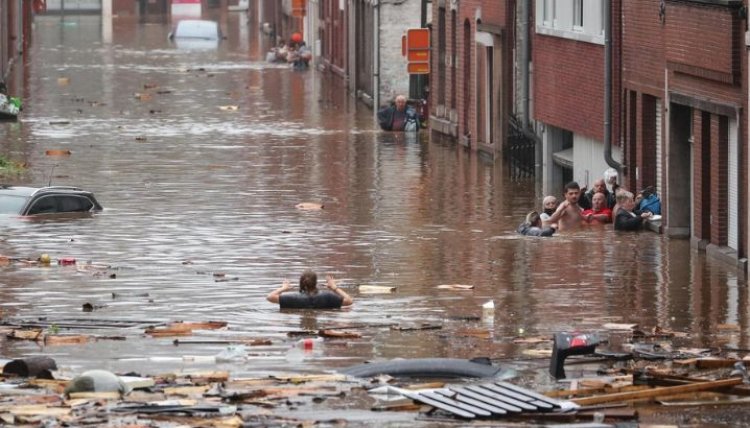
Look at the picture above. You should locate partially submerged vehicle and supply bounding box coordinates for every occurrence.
[0,185,103,216]
[168,19,223,49]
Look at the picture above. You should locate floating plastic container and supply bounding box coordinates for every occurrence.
[58,257,76,266]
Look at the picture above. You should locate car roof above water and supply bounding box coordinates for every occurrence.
[0,186,38,197]
[173,20,220,40]
[0,185,87,196]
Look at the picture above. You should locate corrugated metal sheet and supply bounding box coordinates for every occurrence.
[402,381,564,419]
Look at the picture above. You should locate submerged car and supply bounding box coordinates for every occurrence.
[168,19,222,49]
[0,186,103,216]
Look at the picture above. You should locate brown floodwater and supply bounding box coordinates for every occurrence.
[0,11,748,401]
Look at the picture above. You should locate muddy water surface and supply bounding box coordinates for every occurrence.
[0,13,748,387]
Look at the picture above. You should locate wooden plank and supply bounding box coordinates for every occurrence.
[572,378,743,406]
[452,387,523,413]
[435,390,507,415]
[545,384,648,399]
[466,385,537,411]
[318,330,362,339]
[68,392,120,400]
[400,391,475,418]
[695,359,750,370]
[358,285,397,294]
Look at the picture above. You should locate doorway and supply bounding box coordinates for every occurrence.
[666,103,692,238]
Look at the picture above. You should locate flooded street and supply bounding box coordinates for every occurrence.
[1,9,749,395]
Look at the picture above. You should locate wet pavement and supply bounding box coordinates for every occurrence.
[0,10,749,424]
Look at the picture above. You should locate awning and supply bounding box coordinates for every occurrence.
[552,147,573,168]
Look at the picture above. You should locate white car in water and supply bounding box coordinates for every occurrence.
[168,19,223,49]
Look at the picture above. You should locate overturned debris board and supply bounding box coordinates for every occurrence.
[403,381,565,419]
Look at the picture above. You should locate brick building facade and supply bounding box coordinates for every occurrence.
[1,0,33,94]
[427,0,749,269]
[622,0,747,267]
[429,0,513,156]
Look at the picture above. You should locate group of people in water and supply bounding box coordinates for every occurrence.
[266,38,312,70]
[519,170,662,237]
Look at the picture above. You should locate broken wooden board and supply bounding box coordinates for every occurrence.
[512,336,550,344]
[181,371,230,383]
[163,385,210,396]
[456,328,492,339]
[695,358,750,370]
[8,404,71,416]
[295,202,324,210]
[390,323,442,331]
[546,384,648,399]
[68,392,121,400]
[145,320,227,337]
[27,379,68,394]
[318,329,362,339]
[358,285,397,294]
[270,374,348,384]
[522,349,553,357]
[7,328,44,341]
[571,378,743,406]
[436,284,474,290]
[44,334,91,345]
[602,323,638,330]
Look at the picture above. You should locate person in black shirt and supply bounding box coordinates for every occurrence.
[267,270,353,309]
[614,190,653,231]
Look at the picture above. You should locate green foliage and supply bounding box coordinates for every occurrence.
[0,154,26,177]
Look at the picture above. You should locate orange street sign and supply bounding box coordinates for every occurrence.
[407,50,429,62]
[407,28,430,50]
[406,28,430,74]
[407,62,430,74]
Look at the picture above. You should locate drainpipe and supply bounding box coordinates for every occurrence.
[520,0,529,128]
[603,0,622,172]
[373,0,381,118]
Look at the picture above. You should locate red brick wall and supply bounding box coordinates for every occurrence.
[622,0,664,95]
[693,110,711,242]
[430,0,511,147]
[533,35,605,141]
[666,3,738,83]
[711,114,729,246]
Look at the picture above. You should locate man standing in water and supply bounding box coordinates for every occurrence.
[267,270,353,309]
[377,95,419,132]
[546,182,585,231]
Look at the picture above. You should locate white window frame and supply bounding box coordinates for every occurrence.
[542,0,557,27]
[536,0,603,45]
[573,0,584,31]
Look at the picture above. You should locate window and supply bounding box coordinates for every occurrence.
[542,0,556,26]
[27,196,57,215]
[58,196,94,212]
[541,0,557,27]
[573,0,583,28]
[536,0,603,44]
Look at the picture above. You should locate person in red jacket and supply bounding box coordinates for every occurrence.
[582,192,612,224]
